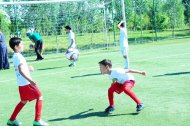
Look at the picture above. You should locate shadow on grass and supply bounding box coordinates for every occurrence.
[48,109,139,122]
[26,56,65,63]
[153,71,190,77]
[37,66,66,71]
[71,73,101,78]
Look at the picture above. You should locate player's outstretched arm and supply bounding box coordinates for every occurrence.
[125,69,146,76]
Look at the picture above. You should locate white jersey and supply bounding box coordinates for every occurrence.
[12,53,31,86]
[109,68,134,84]
[119,28,128,50]
[68,30,76,49]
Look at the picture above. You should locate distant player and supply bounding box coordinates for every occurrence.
[26,31,44,61]
[99,59,145,113]
[7,37,48,126]
[117,21,129,69]
[0,31,10,70]
[65,25,79,67]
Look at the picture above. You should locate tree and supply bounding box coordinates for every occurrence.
[0,9,11,35]
[163,0,185,37]
[182,0,190,28]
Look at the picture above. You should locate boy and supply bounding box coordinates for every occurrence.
[99,59,145,113]
[7,37,48,126]
[65,25,78,67]
[26,31,44,61]
[117,21,129,69]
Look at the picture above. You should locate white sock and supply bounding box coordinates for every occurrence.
[72,62,76,66]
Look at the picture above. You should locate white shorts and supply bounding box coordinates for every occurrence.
[65,49,79,61]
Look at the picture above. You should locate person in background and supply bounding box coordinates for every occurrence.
[65,25,78,67]
[117,21,129,69]
[26,31,44,61]
[0,31,9,70]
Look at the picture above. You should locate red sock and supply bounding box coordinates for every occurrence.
[35,100,42,122]
[108,84,119,107]
[123,86,142,104]
[10,102,25,121]
[108,89,114,107]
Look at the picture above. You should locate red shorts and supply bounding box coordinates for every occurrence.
[19,84,42,102]
[113,80,135,94]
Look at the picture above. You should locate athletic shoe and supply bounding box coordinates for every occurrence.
[33,119,48,126]
[136,103,144,112]
[104,106,115,113]
[7,119,21,126]
[68,62,76,67]
[35,58,44,61]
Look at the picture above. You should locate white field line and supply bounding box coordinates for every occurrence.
[0,52,189,83]
[0,66,98,83]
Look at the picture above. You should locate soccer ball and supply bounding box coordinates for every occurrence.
[29,44,34,49]
[65,49,79,61]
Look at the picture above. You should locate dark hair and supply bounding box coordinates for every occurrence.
[99,59,112,67]
[9,37,22,50]
[120,22,125,27]
[65,25,71,30]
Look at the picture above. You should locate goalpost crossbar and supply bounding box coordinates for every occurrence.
[0,0,84,5]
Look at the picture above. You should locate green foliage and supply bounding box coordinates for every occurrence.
[1,0,189,34]
[182,0,190,27]
[163,0,185,28]
[0,9,11,34]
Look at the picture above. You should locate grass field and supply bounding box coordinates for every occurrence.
[7,29,190,55]
[1,38,190,126]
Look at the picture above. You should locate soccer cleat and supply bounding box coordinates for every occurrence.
[33,119,48,126]
[7,119,22,126]
[136,103,144,112]
[35,58,44,61]
[68,62,76,67]
[104,106,115,113]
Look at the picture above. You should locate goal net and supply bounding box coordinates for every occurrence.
[0,0,117,55]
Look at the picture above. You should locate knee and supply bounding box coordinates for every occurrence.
[38,96,43,101]
[21,100,27,104]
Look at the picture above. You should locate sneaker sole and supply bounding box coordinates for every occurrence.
[136,107,145,112]
[7,122,22,126]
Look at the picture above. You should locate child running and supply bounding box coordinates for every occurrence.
[99,59,146,113]
[7,37,48,126]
